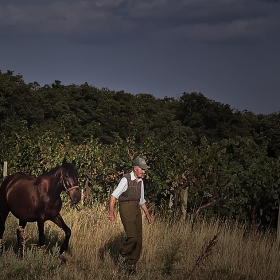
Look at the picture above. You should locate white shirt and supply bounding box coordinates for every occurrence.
[111,171,146,206]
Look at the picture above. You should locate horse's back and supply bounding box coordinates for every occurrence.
[0,172,38,219]
[1,172,34,193]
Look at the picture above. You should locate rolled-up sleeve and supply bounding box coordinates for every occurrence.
[139,181,146,206]
[111,177,128,199]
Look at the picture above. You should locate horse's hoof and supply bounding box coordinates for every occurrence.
[57,254,67,265]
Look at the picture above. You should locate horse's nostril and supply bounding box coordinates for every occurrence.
[71,192,81,203]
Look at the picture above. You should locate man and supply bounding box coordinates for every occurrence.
[108,157,153,274]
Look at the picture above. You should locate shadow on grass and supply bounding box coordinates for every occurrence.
[1,222,71,257]
[98,233,124,264]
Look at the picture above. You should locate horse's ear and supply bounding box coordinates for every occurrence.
[72,160,76,167]
[62,158,67,165]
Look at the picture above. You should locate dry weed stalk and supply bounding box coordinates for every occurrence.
[18,226,31,258]
[184,233,219,279]
[0,238,4,255]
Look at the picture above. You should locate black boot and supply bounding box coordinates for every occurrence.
[126,264,136,275]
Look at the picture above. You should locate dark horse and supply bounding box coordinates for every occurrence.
[0,160,81,256]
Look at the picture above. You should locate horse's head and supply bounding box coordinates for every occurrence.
[61,160,81,204]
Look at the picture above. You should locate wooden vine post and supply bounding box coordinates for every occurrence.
[3,161,7,179]
[277,200,280,242]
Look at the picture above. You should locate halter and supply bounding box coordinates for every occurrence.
[61,170,81,211]
[65,185,80,192]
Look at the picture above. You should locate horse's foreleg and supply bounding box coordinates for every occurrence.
[0,210,9,239]
[50,214,71,254]
[0,215,7,239]
[37,220,45,248]
[0,209,9,255]
[17,220,27,258]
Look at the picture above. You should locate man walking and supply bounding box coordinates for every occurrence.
[108,157,153,274]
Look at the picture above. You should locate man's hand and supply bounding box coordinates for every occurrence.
[108,212,116,221]
[108,196,117,221]
[141,203,153,224]
[146,214,153,224]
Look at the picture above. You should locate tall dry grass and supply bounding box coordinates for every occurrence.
[0,204,279,279]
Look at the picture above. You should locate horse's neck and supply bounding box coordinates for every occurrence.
[37,176,63,197]
[50,178,64,195]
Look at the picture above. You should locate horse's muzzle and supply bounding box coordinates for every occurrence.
[68,186,81,204]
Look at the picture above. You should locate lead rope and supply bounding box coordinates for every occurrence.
[74,202,81,211]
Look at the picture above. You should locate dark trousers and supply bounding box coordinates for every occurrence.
[119,201,142,266]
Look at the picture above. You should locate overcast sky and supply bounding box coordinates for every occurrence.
[1,0,280,114]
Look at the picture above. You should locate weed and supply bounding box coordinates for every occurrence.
[184,233,219,279]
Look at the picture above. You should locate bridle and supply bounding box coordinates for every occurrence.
[64,185,80,193]
[61,171,81,211]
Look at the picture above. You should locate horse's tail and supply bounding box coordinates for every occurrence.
[0,174,13,193]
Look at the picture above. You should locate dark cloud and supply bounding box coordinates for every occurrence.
[0,0,279,44]
[1,0,280,114]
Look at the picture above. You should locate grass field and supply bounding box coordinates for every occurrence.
[0,204,279,279]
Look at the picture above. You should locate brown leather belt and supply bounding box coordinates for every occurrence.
[119,200,139,204]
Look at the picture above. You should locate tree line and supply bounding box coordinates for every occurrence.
[1,70,280,231]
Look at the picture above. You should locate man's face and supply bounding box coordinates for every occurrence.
[133,166,146,179]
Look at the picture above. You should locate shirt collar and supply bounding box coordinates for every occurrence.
[130,171,142,182]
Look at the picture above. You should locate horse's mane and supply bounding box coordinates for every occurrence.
[43,165,61,178]
[49,165,61,173]
[45,163,76,177]
[38,162,77,182]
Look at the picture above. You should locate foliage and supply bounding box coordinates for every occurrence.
[161,236,183,276]
[0,70,280,230]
